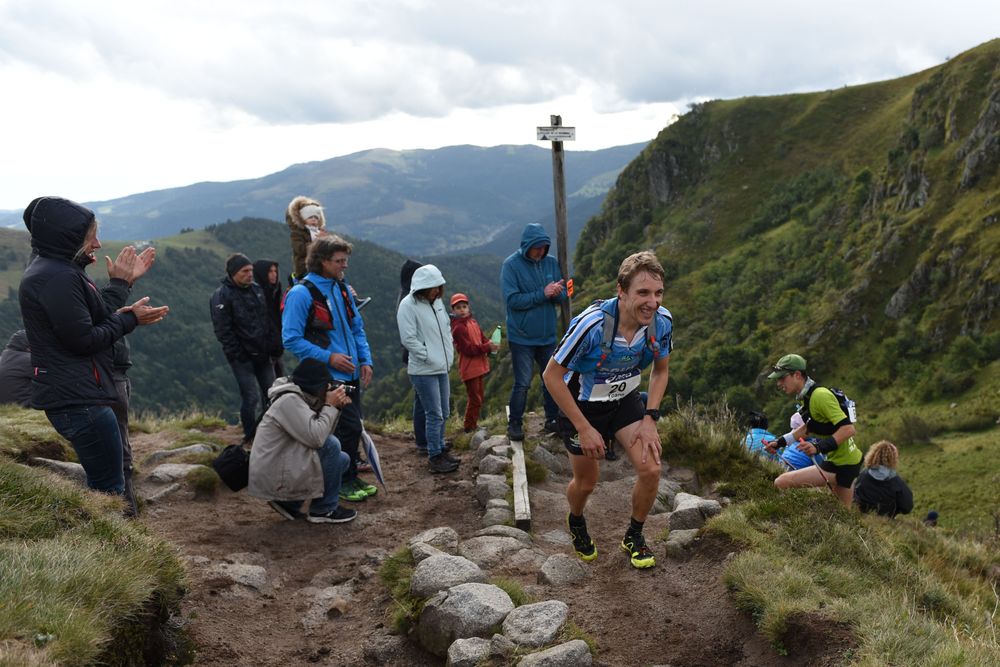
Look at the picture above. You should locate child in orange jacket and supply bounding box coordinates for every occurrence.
[450,293,498,432]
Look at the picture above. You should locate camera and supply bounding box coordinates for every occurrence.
[329,381,356,394]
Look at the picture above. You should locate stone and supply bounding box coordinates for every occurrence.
[486,498,511,510]
[531,445,571,476]
[209,562,272,595]
[539,530,573,546]
[668,493,722,530]
[501,600,568,647]
[142,443,215,465]
[30,458,86,485]
[475,525,532,544]
[538,554,589,586]
[410,542,447,563]
[362,634,410,665]
[468,429,489,450]
[300,581,355,630]
[475,474,510,508]
[476,436,508,463]
[481,507,513,527]
[416,583,515,657]
[459,535,529,569]
[490,444,511,458]
[517,639,592,666]
[490,633,517,658]
[143,482,182,504]
[665,529,700,558]
[148,462,210,483]
[478,454,511,475]
[408,526,460,554]
[446,636,491,667]
[410,555,487,598]
[649,478,683,515]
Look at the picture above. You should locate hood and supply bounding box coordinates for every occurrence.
[286,195,326,231]
[23,196,95,261]
[268,375,325,410]
[410,264,446,293]
[5,329,28,352]
[518,223,551,260]
[867,465,897,481]
[252,259,279,287]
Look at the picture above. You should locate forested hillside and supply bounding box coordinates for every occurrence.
[0,219,504,421]
[573,39,1000,438]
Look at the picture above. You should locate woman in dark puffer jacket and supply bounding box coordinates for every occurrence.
[19,197,168,495]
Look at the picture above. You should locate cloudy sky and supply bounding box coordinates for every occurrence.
[1,0,998,210]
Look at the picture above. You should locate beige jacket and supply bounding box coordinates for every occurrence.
[247,378,340,501]
[285,195,327,279]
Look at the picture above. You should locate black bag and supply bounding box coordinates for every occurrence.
[212,444,250,491]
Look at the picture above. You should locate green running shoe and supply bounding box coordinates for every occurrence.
[620,531,656,569]
[567,513,597,562]
[358,480,377,497]
[339,478,367,503]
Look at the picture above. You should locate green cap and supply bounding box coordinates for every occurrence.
[767,353,807,380]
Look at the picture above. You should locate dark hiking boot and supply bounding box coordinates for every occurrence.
[268,500,302,521]
[544,419,560,434]
[567,513,598,562]
[429,454,460,473]
[621,531,656,569]
[307,506,358,524]
[441,451,461,465]
[507,423,524,441]
[604,440,618,461]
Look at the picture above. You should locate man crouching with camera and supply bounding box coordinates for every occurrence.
[248,358,358,523]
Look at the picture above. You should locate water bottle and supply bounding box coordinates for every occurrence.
[490,325,502,355]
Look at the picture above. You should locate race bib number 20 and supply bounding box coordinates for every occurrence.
[590,368,641,401]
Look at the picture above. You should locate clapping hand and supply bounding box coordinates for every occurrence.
[119,296,169,325]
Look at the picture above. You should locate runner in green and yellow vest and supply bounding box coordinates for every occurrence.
[764,353,862,507]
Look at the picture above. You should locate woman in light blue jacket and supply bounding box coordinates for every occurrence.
[396,265,459,474]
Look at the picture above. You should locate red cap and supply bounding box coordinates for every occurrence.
[450,293,469,307]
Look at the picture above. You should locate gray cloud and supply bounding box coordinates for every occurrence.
[2,0,998,124]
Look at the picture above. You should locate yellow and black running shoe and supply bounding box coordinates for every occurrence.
[620,531,656,569]
[567,513,598,562]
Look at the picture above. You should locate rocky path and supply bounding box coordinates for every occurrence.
[132,417,840,666]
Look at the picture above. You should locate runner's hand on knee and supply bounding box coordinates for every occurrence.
[630,421,662,465]
[579,427,605,459]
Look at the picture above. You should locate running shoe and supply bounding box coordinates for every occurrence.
[357,460,373,473]
[567,513,598,562]
[620,531,656,569]
[307,506,358,524]
[357,479,378,497]
[339,478,368,502]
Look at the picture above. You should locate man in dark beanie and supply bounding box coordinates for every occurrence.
[248,358,357,523]
[210,252,276,445]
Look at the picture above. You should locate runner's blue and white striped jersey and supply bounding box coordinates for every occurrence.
[552,298,673,402]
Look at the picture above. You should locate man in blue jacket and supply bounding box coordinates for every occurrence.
[501,223,567,441]
[282,235,375,503]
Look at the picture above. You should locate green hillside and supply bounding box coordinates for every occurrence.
[0,219,504,422]
[573,39,1000,441]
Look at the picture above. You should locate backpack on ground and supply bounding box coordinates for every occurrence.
[212,444,250,491]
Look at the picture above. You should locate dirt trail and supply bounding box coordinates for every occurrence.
[133,416,845,666]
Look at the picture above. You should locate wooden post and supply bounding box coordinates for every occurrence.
[548,115,572,332]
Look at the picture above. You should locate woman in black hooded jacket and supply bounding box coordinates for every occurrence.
[253,258,285,377]
[19,196,168,496]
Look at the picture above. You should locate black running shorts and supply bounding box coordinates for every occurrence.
[559,390,645,456]
[819,460,862,488]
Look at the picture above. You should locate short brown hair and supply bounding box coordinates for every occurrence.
[864,440,899,469]
[617,251,665,291]
[306,235,353,274]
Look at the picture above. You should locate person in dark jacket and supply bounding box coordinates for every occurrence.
[0,330,32,407]
[19,196,168,496]
[252,258,285,378]
[854,440,914,518]
[501,223,567,441]
[210,253,276,445]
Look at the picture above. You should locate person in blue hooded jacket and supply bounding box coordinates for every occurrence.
[282,234,375,503]
[501,223,567,441]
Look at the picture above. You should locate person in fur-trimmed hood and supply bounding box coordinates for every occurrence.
[286,195,327,281]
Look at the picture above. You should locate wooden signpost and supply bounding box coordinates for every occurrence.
[537,115,574,331]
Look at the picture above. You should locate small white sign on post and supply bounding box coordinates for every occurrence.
[537,126,576,142]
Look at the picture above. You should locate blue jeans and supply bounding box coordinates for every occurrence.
[273,436,349,515]
[229,357,276,441]
[508,341,558,426]
[409,373,450,458]
[46,405,124,494]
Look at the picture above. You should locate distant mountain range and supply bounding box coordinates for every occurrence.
[0,143,646,257]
